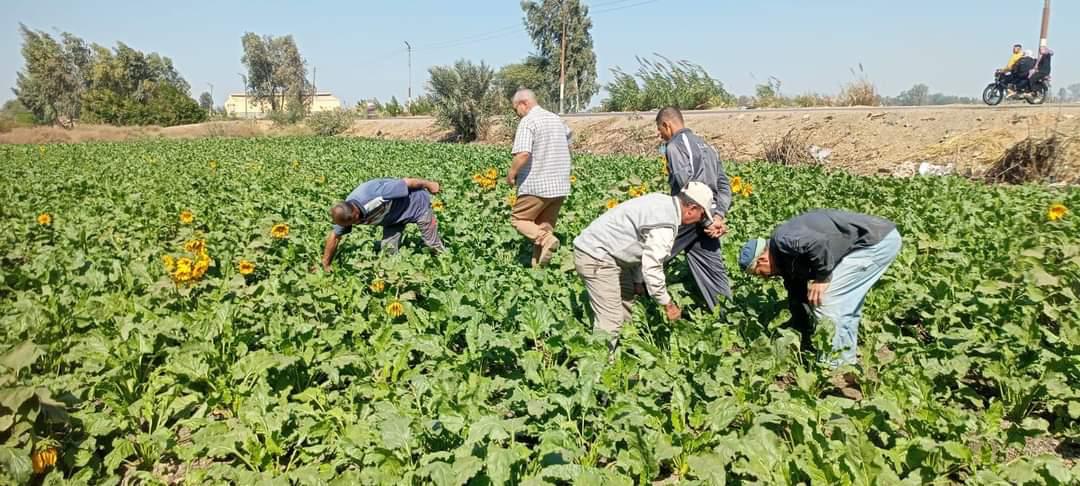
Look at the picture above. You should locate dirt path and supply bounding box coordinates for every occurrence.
[348,104,1080,181]
[4,105,1078,182]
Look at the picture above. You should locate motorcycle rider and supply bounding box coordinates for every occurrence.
[1000,43,1023,73]
[1005,50,1038,97]
[1020,46,1054,97]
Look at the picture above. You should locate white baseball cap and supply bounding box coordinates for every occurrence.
[680,181,715,222]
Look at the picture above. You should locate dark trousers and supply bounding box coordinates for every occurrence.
[670,224,732,310]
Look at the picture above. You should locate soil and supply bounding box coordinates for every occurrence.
[348,105,1080,182]
[4,105,1078,182]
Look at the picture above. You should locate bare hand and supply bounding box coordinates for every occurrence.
[426,181,441,194]
[664,302,682,321]
[506,172,517,186]
[808,281,829,306]
[704,216,728,238]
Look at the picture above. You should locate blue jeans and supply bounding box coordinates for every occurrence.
[815,229,902,366]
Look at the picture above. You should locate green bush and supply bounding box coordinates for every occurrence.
[81,84,206,127]
[602,55,734,112]
[406,95,435,116]
[306,109,355,136]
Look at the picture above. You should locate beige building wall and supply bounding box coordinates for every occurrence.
[224,93,342,118]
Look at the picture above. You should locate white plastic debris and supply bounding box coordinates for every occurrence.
[917,162,955,176]
[808,145,833,163]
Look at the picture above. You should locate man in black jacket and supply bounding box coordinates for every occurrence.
[738,210,902,366]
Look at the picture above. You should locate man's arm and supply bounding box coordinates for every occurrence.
[508,119,533,185]
[321,230,342,272]
[402,178,440,194]
[507,152,530,186]
[712,151,733,218]
[641,227,680,320]
[666,134,694,191]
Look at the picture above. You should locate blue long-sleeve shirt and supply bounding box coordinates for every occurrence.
[665,128,732,218]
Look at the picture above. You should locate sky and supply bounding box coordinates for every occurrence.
[2,0,1076,108]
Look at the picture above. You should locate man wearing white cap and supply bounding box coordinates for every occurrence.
[573,182,715,337]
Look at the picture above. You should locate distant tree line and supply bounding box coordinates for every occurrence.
[12,24,205,127]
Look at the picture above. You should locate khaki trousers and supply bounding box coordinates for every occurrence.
[511,195,564,264]
[574,249,637,335]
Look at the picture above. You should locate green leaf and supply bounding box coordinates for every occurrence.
[0,445,32,484]
[379,413,412,451]
[486,445,519,485]
[0,341,41,371]
[688,452,729,483]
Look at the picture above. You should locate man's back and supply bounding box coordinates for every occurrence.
[512,106,572,198]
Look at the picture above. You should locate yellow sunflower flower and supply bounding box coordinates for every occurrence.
[193,259,209,279]
[485,168,498,180]
[431,200,444,212]
[184,239,206,254]
[37,212,52,226]
[570,175,577,184]
[270,223,290,239]
[238,259,255,275]
[370,279,386,293]
[741,182,753,197]
[176,257,193,273]
[31,447,57,474]
[179,210,195,225]
[606,198,619,210]
[731,176,744,194]
[386,300,405,317]
[162,255,176,272]
[1048,203,1068,221]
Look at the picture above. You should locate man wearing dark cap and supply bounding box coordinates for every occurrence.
[738,210,902,366]
[319,177,446,272]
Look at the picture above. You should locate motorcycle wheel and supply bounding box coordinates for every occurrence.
[983,83,1004,106]
[1026,85,1048,105]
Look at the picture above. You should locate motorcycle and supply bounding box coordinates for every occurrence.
[983,71,1051,106]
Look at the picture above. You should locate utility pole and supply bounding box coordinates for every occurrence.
[404,41,412,103]
[1039,0,1051,48]
[558,0,568,114]
[207,82,213,118]
[312,66,317,114]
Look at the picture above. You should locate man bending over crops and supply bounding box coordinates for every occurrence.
[319,177,446,272]
[507,88,573,267]
[656,107,733,310]
[573,182,714,344]
[738,210,902,367]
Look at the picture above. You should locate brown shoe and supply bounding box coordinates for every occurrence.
[537,235,560,266]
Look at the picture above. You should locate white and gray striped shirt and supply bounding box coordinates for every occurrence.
[511,106,572,198]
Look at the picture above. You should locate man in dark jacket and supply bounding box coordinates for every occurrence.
[656,107,733,310]
[738,210,902,366]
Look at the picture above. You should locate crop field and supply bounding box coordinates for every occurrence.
[1,137,1078,485]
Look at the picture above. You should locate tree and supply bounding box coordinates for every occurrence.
[428,60,498,142]
[240,33,309,117]
[521,0,598,112]
[80,41,204,126]
[12,24,91,126]
[896,84,930,106]
[1057,88,1068,102]
[495,58,548,104]
[199,92,213,110]
[1068,83,1080,101]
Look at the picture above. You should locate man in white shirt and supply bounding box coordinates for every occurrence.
[573,182,715,337]
[507,89,573,267]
